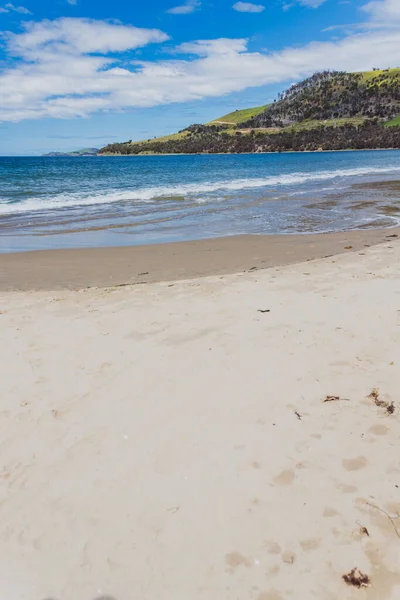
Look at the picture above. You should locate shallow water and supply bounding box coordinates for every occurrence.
[0,150,399,252]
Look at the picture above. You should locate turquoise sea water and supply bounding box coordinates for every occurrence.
[0,150,400,252]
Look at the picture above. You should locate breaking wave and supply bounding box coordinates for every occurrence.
[1,164,400,215]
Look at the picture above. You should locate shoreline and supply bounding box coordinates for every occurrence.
[2,147,396,157]
[99,147,399,157]
[1,226,399,291]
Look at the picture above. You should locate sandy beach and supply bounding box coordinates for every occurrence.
[1,226,399,291]
[1,235,400,600]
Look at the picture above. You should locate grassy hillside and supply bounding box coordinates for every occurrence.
[208,104,268,125]
[360,68,400,83]
[134,131,189,145]
[100,69,400,155]
[385,115,400,127]
[130,106,268,146]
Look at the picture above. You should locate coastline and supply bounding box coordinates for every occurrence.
[99,147,399,156]
[1,226,399,291]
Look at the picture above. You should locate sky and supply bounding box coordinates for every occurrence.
[0,0,399,154]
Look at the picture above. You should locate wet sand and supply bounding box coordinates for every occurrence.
[0,226,399,290]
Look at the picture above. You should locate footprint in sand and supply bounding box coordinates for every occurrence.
[323,507,339,517]
[282,551,296,564]
[225,552,251,569]
[369,424,389,436]
[300,538,321,551]
[342,456,368,471]
[266,541,282,555]
[274,469,295,486]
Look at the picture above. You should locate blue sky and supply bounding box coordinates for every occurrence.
[0,0,399,154]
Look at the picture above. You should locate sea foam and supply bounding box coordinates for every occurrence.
[1,165,400,215]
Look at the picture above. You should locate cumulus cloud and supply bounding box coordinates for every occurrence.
[362,0,400,25]
[233,2,265,11]
[6,18,169,58]
[0,2,31,14]
[166,0,201,14]
[0,1,399,122]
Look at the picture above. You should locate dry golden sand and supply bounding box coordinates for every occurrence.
[0,238,400,599]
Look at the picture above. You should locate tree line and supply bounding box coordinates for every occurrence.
[100,120,400,155]
[243,71,400,127]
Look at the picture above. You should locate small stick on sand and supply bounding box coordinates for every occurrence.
[323,395,350,403]
[365,502,400,540]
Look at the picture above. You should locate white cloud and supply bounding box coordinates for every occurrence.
[0,1,399,123]
[166,0,201,14]
[179,38,249,55]
[233,2,265,12]
[285,0,327,9]
[7,18,169,57]
[362,0,400,25]
[0,2,32,13]
[67,0,77,5]
[327,0,400,31]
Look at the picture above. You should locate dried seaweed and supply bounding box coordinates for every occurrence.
[359,525,370,537]
[368,388,395,414]
[343,568,370,588]
[369,387,384,405]
[387,402,395,415]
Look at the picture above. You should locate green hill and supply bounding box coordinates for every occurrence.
[124,105,269,148]
[100,69,400,155]
[208,104,268,125]
[243,69,400,128]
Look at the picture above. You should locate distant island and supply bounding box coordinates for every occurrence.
[99,69,400,155]
[43,148,99,157]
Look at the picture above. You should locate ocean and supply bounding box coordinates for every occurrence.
[1,150,400,253]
